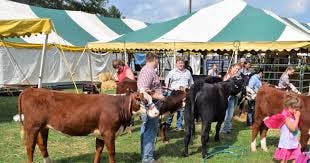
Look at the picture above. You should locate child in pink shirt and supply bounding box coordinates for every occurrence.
[264,96,302,163]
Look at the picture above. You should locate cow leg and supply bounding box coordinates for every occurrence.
[37,128,51,163]
[94,138,105,163]
[201,121,211,158]
[25,127,40,163]
[251,120,262,152]
[160,122,168,144]
[259,125,268,152]
[300,127,310,152]
[103,132,116,163]
[183,108,192,157]
[214,121,223,142]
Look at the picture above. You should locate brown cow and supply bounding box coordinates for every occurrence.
[115,79,188,143]
[18,88,144,163]
[251,84,310,152]
[116,78,137,94]
[159,88,189,143]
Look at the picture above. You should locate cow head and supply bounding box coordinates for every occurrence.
[229,76,244,96]
[179,86,189,108]
[130,92,146,115]
[142,92,160,118]
[131,91,160,118]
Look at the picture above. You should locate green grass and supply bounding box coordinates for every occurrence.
[0,95,279,163]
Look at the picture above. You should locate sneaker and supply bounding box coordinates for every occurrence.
[220,130,231,134]
[174,127,183,131]
[142,159,162,163]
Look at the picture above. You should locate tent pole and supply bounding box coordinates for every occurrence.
[233,49,238,64]
[88,52,93,82]
[38,34,49,88]
[173,42,176,69]
[124,42,128,65]
[233,41,240,64]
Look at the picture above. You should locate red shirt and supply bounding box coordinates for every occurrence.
[117,65,130,83]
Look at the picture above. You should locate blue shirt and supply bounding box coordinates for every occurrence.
[248,74,262,93]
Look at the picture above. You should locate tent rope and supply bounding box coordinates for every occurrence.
[51,24,79,94]
[0,39,31,85]
[72,46,87,75]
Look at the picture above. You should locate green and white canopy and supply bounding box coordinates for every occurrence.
[0,0,147,47]
[88,0,310,51]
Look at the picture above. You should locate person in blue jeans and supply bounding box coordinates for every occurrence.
[221,63,241,134]
[164,57,194,130]
[246,68,263,126]
[137,52,165,163]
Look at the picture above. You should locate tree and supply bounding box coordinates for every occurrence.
[107,5,122,18]
[10,0,123,18]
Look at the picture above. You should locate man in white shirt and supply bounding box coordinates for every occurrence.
[165,57,194,130]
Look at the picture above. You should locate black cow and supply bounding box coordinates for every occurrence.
[183,77,244,158]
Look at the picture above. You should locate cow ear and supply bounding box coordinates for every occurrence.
[135,93,144,101]
[126,88,134,94]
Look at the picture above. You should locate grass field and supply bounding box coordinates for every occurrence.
[0,93,280,163]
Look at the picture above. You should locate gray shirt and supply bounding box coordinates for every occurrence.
[278,73,289,88]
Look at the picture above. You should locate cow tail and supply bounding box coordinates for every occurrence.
[187,84,199,142]
[18,91,25,141]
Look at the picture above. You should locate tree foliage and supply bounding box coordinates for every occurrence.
[10,0,122,18]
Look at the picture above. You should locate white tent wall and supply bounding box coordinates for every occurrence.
[0,46,115,85]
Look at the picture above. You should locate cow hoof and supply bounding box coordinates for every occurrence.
[214,136,220,142]
[163,140,169,144]
[182,151,189,157]
[262,148,268,152]
[44,157,53,163]
[250,144,257,152]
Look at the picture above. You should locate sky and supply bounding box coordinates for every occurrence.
[108,0,310,23]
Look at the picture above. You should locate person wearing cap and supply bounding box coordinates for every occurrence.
[246,68,264,127]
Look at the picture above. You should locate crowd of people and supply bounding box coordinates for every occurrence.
[112,54,302,163]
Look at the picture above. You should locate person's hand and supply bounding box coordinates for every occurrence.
[294,111,300,118]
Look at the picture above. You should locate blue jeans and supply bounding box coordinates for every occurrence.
[140,101,160,162]
[222,96,237,133]
[166,110,184,129]
[247,100,255,126]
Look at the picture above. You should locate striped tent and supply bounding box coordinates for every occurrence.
[0,0,147,47]
[88,0,310,51]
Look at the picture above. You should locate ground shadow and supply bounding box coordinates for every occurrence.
[55,152,140,163]
[0,96,18,123]
[155,119,249,160]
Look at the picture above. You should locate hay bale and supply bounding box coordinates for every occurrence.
[101,80,117,91]
[99,72,114,82]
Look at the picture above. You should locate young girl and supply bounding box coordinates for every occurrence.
[265,96,302,163]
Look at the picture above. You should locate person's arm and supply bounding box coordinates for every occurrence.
[165,71,173,87]
[189,73,194,86]
[208,69,212,76]
[285,111,300,132]
[113,73,119,82]
[279,74,290,87]
[152,92,165,101]
[125,68,135,81]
